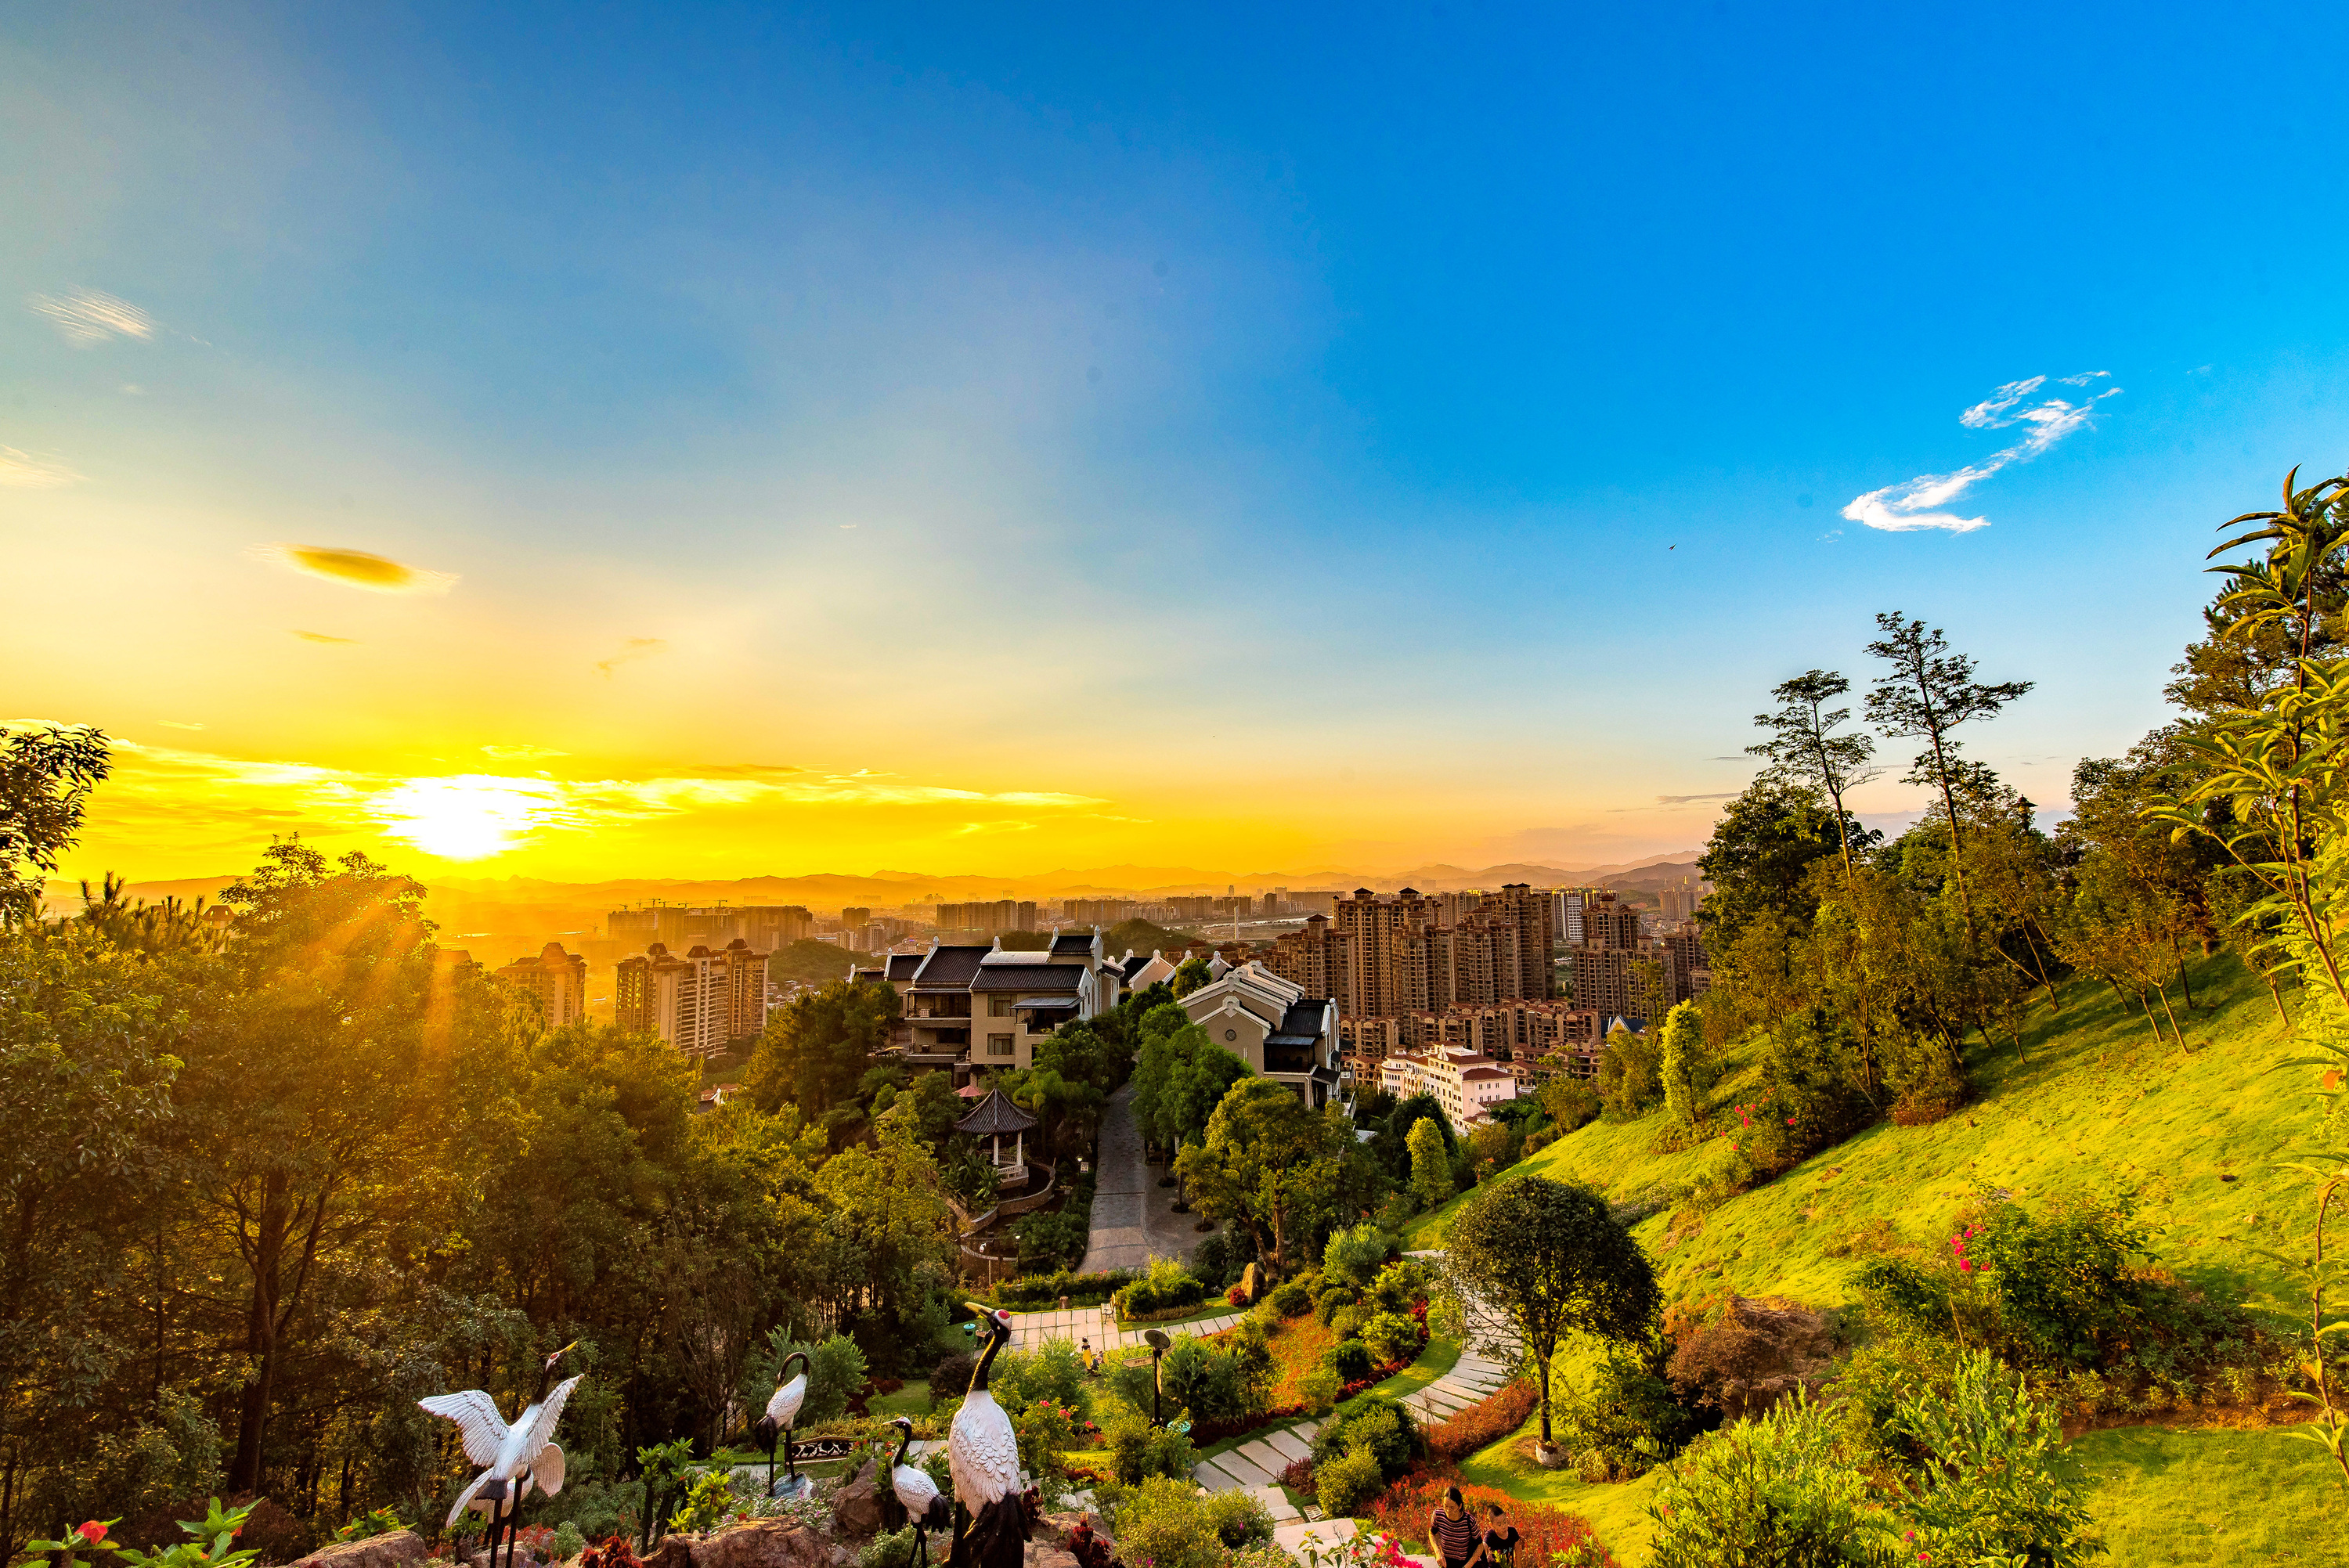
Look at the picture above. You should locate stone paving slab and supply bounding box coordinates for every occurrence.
[1275,1519,1358,1560]
[1247,1485,1301,1523]
[1193,1454,1251,1493]
[1211,1447,1279,1488]
[1263,1427,1315,1465]
[1236,1438,1290,1478]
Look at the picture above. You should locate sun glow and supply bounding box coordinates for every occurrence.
[368,775,570,860]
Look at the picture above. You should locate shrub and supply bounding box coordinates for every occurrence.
[1539,1078,1600,1134]
[580,1537,640,1568]
[1366,1259,1436,1316]
[1644,1391,1888,1567]
[1889,1350,2103,1566]
[1553,1336,1714,1480]
[746,1331,868,1426]
[994,1338,1092,1424]
[666,1470,736,1535]
[1313,1447,1386,1519]
[335,1509,408,1543]
[1322,1223,1395,1288]
[1199,1490,1276,1550]
[1424,1377,1541,1465]
[1159,1334,1268,1426]
[1111,1475,1232,1568]
[1322,1338,1375,1384]
[1312,1398,1416,1478]
[1117,1257,1208,1317]
[1193,1227,1257,1289]
[552,1523,586,1561]
[1313,1284,1361,1326]
[857,1527,915,1568]
[1268,1280,1313,1317]
[1301,1366,1343,1415]
[990,1269,1134,1309]
[1103,1413,1197,1484]
[1328,1303,1370,1341]
[1359,1312,1421,1368]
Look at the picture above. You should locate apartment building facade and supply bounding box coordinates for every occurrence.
[495,942,589,1028]
[887,930,1120,1073]
[1178,961,1341,1109]
[1377,1047,1520,1131]
[934,900,1038,937]
[615,938,770,1055]
[610,904,811,953]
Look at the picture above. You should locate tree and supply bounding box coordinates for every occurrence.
[0,726,111,927]
[1172,956,1212,997]
[1443,1177,1659,1451]
[1174,1078,1369,1268]
[1697,778,1875,950]
[196,841,458,1495]
[1405,1116,1453,1211]
[1658,1002,1702,1130]
[1748,671,1880,881]
[1865,613,2033,934]
[812,1101,956,1366]
[745,979,899,1117]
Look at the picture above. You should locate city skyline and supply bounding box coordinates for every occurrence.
[13,3,2345,885]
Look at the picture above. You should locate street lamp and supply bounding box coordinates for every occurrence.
[1143,1328,1171,1428]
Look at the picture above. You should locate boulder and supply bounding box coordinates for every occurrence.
[830,1459,885,1537]
[290,1533,429,1568]
[691,1523,830,1568]
[1022,1546,1077,1568]
[1238,1263,1263,1305]
[644,1537,696,1568]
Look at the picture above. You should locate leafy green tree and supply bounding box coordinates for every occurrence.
[811,1101,955,1364]
[1865,612,2034,935]
[745,979,899,1117]
[1442,1177,1658,1449]
[1174,1078,1371,1268]
[1595,1022,1661,1119]
[1405,1116,1452,1212]
[1172,956,1211,997]
[0,725,111,927]
[1697,778,1873,950]
[1748,670,1880,882]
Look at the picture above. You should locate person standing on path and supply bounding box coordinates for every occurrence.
[1428,1486,1484,1568]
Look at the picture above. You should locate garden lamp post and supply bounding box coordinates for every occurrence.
[1143,1328,1171,1428]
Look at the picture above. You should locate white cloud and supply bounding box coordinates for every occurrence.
[0,446,84,488]
[1846,374,2120,532]
[28,288,154,346]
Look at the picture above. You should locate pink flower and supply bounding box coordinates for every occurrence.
[78,1524,107,1545]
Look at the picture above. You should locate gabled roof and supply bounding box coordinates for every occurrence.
[885,953,923,982]
[954,1089,1038,1135]
[969,963,1082,993]
[1051,931,1098,957]
[911,945,990,989]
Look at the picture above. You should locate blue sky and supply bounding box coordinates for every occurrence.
[7,2,2348,878]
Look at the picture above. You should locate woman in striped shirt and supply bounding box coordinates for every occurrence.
[1427,1487,1482,1568]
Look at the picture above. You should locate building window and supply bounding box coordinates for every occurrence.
[989,995,1013,1018]
[988,1034,1015,1057]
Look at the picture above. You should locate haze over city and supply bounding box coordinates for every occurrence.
[13,5,2347,889]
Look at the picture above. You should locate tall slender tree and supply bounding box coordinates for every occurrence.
[1748,670,1880,882]
[1864,614,2033,934]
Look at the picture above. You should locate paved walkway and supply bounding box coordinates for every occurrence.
[1078,1082,1203,1274]
[1003,1303,1247,1354]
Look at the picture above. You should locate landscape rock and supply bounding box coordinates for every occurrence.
[1237,1263,1263,1305]
[830,1459,885,1537]
[691,1522,830,1568]
[290,1531,429,1568]
[644,1537,696,1568]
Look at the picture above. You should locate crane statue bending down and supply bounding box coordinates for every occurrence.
[886,1418,954,1568]
[947,1304,1028,1568]
[752,1350,812,1499]
[420,1343,583,1568]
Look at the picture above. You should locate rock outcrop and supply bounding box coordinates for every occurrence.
[289,1531,428,1568]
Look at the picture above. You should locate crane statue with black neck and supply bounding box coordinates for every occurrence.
[946,1304,1029,1568]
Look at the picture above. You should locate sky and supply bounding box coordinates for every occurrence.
[8,1,2349,885]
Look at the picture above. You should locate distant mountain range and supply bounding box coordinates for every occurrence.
[41,852,1705,961]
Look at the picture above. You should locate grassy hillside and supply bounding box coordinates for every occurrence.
[1409,953,2349,1563]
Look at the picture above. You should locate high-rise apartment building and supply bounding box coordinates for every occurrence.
[1579,891,1642,950]
[1325,885,1554,1020]
[610,904,810,951]
[1265,913,1351,1012]
[615,938,770,1055]
[842,906,872,928]
[1658,879,1706,925]
[934,900,1038,936]
[495,943,589,1028]
[1061,899,1137,925]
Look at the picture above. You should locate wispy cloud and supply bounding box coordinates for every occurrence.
[251,543,458,593]
[291,629,359,643]
[1656,791,1739,806]
[28,288,154,346]
[0,446,85,488]
[595,636,666,677]
[480,744,568,762]
[1845,373,2121,532]
[159,720,206,731]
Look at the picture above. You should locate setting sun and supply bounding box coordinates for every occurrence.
[367,775,569,861]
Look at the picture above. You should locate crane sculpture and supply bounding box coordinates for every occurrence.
[886,1417,954,1568]
[946,1304,1027,1568]
[420,1343,583,1568]
[752,1350,813,1499]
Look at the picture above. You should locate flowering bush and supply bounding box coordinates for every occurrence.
[1227,1284,1250,1307]
[580,1537,641,1568]
[1363,1475,1615,1566]
[1422,1377,1539,1465]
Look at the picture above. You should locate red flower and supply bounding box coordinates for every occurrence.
[78,1524,108,1545]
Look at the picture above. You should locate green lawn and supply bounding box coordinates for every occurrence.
[1342,1336,1460,1417]
[870,1380,930,1416]
[1393,953,2340,1561]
